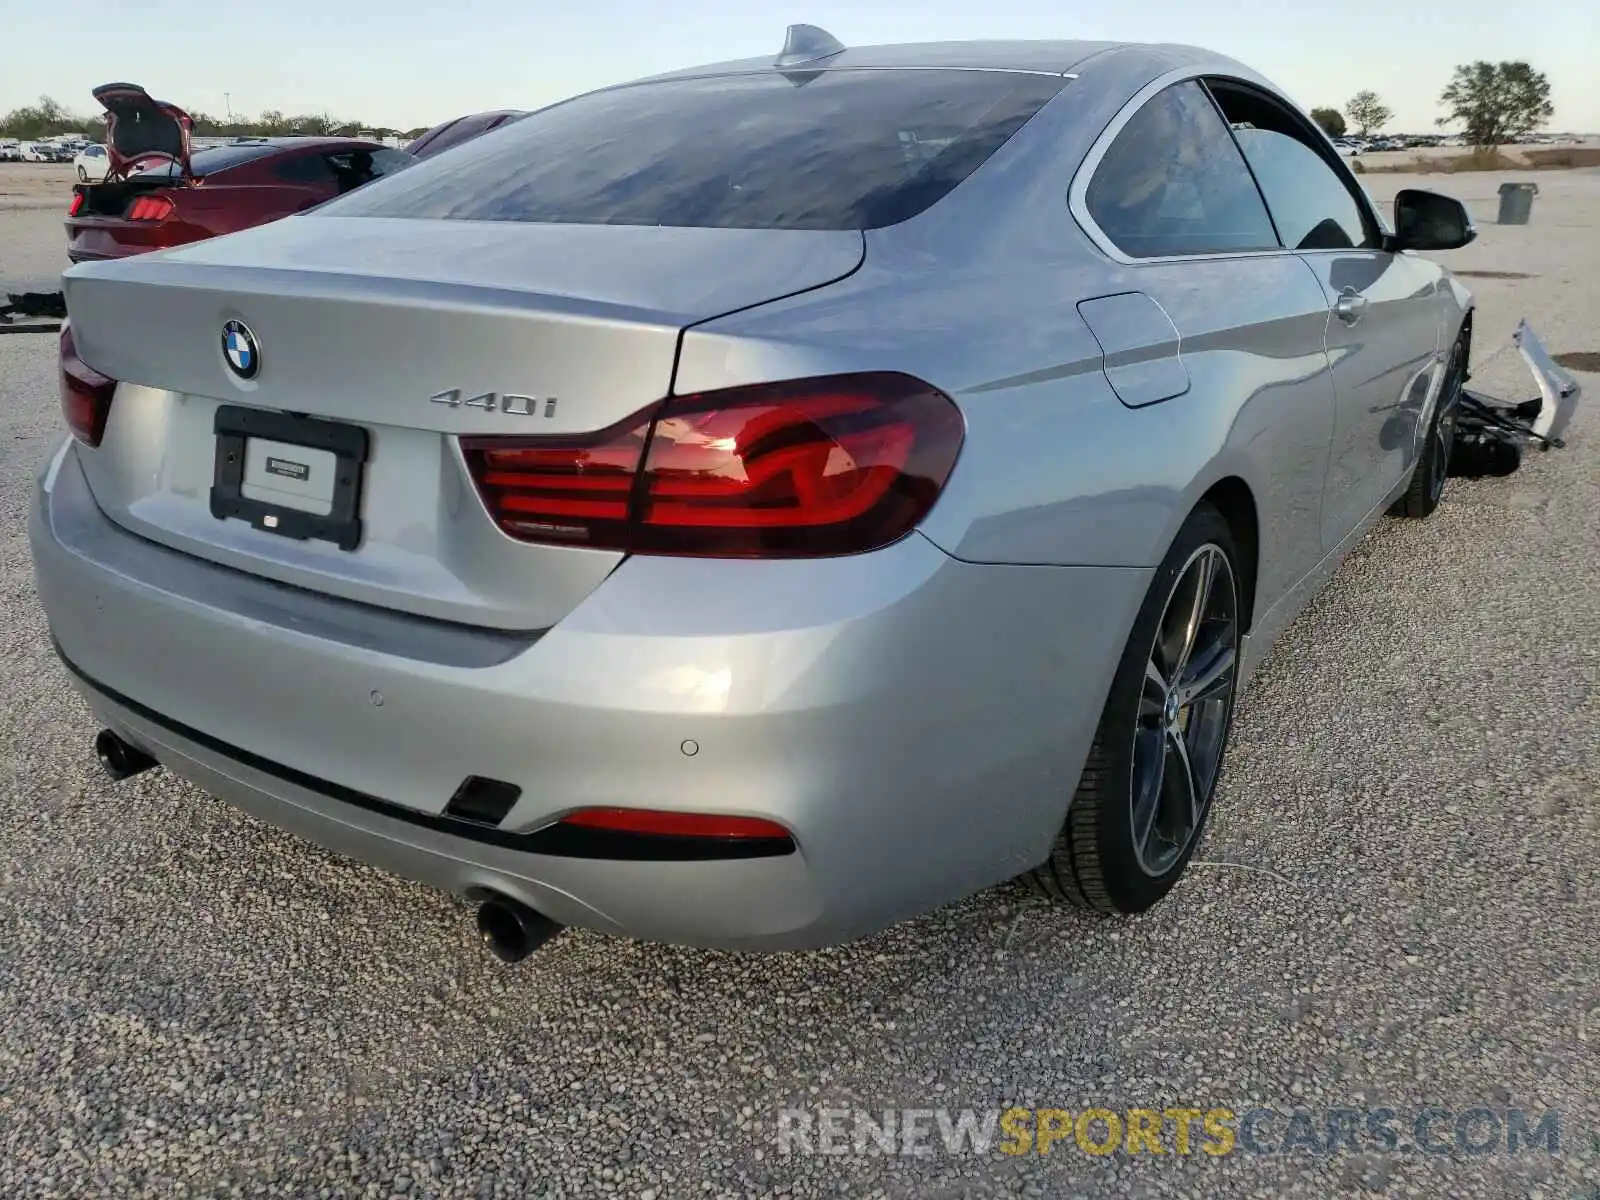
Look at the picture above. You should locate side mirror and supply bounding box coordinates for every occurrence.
[1391,189,1477,251]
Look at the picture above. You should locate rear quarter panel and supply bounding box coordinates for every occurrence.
[675,247,1332,623]
[181,184,328,232]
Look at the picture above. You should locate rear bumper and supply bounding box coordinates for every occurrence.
[65,219,176,264]
[65,234,141,264]
[31,440,1151,949]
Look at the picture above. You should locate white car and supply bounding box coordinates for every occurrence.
[18,142,54,163]
[73,143,112,181]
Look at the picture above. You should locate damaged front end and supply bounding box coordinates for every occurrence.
[1450,320,1582,477]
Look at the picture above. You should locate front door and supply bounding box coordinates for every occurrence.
[1295,249,1442,541]
[1208,78,1444,547]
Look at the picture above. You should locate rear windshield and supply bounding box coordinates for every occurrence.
[318,69,1068,230]
[130,143,279,179]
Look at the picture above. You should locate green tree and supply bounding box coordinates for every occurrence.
[286,113,334,135]
[1345,90,1392,138]
[0,94,88,139]
[1310,107,1347,138]
[2,93,389,143]
[1438,61,1553,149]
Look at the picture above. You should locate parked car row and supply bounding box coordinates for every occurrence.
[1327,134,1459,156]
[2,138,84,163]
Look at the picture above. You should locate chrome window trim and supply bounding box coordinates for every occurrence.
[1068,68,1289,266]
[1203,75,1387,251]
[1069,67,1387,266]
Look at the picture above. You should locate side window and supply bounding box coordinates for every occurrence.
[365,148,415,178]
[274,154,336,186]
[1208,82,1377,251]
[324,148,415,192]
[1085,81,1279,259]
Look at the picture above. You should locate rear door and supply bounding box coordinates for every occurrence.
[1207,80,1443,547]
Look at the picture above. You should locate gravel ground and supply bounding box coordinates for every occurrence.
[0,164,71,296]
[1,172,1597,1200]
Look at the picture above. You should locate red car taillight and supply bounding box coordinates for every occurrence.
[558,807,793,842]
[125,194,175,221]
[461,373,965,558]
[60,324,117,447]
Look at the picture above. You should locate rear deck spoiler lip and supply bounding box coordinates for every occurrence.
[92,81,193,183]
[1513,319,1580,444]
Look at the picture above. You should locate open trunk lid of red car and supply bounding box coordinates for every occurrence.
[94,81,192,181]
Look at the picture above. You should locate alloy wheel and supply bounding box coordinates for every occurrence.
[1130,544,1239,876]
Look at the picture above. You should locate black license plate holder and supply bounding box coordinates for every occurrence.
[210,405,368,551]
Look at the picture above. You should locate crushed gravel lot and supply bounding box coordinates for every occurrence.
[1,166,1597,1199]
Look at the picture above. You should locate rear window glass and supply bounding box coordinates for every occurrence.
[131,143,278,179]
[318,69,1068,230]
[191,144,280,174]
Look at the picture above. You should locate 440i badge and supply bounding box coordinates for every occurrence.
[429,389,558,417]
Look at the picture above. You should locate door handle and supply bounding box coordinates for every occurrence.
[1335,288,1369,324]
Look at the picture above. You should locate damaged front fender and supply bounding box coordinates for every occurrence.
[1450,319,1582,477]
[1512,319,1580,444]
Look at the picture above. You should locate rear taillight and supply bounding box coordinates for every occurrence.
[125,194,174,221]
[60,324,116,447]
[461,373,964,558]
[68,192,84,216]
[558,807,793,842]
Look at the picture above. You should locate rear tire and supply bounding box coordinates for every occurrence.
[77,165,89,182]
[1028,503,1243,913]
[1393,332,1466,519]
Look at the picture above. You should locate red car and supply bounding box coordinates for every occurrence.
[66,82,414,264]
[405,110,527,159]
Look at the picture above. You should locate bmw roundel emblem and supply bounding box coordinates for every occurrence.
[221,320,260,380]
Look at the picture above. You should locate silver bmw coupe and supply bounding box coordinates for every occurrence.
[33,28,1477,956]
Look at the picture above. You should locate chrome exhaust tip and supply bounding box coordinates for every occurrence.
[94,729,158,782]
[475,895,563,963]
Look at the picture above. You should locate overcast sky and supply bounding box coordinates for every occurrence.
[5,0,1596,133]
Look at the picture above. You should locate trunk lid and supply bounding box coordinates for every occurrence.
[61,216,864,630]
[93,81,193,181]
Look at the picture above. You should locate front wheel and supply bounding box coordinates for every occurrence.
[1028,503,1243,913]
[1393,332,1467,519]
[77,165,89,182]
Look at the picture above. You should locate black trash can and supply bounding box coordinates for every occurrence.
[1496,182,1538,225]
